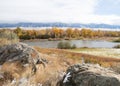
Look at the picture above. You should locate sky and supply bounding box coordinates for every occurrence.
[0,0,120,25]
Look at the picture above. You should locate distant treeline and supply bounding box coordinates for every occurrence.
[0,27,120,40]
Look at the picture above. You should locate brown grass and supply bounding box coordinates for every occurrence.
[31,53,73,85]
[0,53,70,86]
[0,38,19,47]
[35,47,120,67]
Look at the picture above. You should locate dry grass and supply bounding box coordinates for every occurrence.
[69,48,120,58]
[0,38,18,47]
[35,47,120,67]
[1,61,36,80]
[0,30,19,47]
[31,53,73,85]
[0,53,71,86]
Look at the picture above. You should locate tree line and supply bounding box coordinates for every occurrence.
[1,27,120,40]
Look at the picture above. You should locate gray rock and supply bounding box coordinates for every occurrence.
[0,43,46,73]
[59,64,120,86]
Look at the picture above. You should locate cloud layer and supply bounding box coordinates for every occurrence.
[0,0,120,24]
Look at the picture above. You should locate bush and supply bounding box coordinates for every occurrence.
[57,42,64,49]
[57,41,77,49]
[113,44,120,48]
[64,42,71,49]
[71,44,77,49]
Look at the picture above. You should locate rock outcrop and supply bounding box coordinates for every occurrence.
[0,43,46,74]
[59,64,120,86]
[0,43,45,64]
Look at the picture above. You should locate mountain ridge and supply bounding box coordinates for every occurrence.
[0,22,120,29]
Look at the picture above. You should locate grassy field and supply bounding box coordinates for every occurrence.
[68,48,120,58]
[35,47,120,67]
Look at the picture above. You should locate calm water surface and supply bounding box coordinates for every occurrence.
[24,40,120,48]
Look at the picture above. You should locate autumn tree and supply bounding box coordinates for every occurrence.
[59,29,64,38]
[72,29,80,38]
[66,28,73,38]
[12,27,120,40]
[52,27,60,38]
[14,27,22,37]
[81,29,88,37]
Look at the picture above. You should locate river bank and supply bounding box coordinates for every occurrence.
[20,37,119,42]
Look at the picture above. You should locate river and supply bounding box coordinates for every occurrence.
[23,40,120,48]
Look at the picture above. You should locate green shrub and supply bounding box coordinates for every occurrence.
[71,44,77,49]
[57,41,77,49]
[57,42,64,49]
[64,42,71,49]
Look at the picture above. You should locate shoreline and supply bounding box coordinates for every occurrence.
[20,37,119,42]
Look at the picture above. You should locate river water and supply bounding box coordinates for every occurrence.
[24,40,120,48]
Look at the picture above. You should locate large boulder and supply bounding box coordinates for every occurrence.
[0,43,46,74]
[0,43,44,65]
[59,64,120,86]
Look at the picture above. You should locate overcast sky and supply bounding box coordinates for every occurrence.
[0,0,120,24]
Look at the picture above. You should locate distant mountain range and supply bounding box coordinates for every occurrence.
[0,22,120,29]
